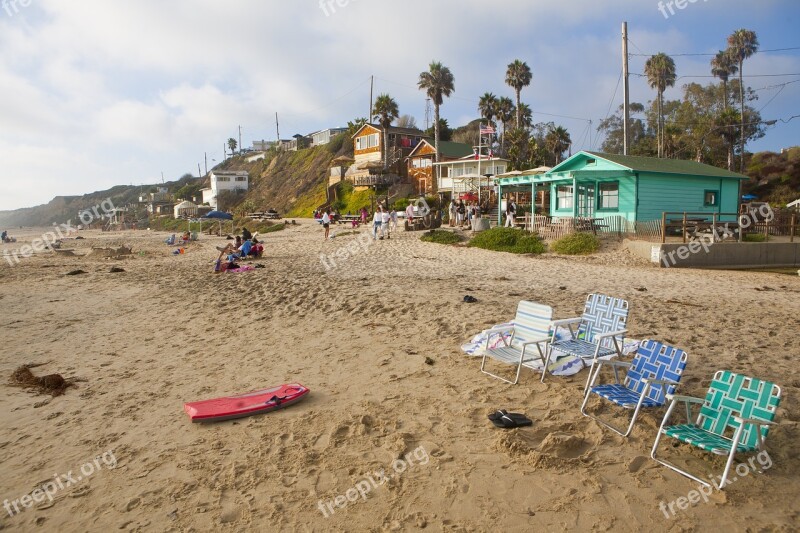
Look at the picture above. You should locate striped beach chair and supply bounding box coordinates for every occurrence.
[544,294,629,390]
[581,340,688,436]
[651,370,782,488]
[480,301,553,385]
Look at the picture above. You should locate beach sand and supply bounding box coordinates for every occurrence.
[1,222,798,531]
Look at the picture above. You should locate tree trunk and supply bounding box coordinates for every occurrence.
[515,89,521,129]
[724,79,732,170]
[657,90,663,158]
[383,126,389,169]
[433,103,440,194]
[739,62,745,173]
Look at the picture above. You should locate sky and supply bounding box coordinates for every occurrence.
[1,0,798,210]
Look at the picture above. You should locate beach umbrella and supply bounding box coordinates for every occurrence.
[201,210,234,236]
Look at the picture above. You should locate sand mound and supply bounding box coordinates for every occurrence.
[10,366,74,396]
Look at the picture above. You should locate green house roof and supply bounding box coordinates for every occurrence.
[580,151,748,179]
[412,139,474,159]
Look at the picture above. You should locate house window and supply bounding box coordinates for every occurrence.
[216,176,230,182]
[356,134,379,150]
[586,158,597,165]
[598,181,619,210]
[556,185,574,210]
[235,176,247,182]
[704,190,719,206]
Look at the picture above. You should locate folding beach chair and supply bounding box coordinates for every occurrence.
[581,340,688,436]
[544,294,629,390]
[651,370,781,488]
[480,301,553,385]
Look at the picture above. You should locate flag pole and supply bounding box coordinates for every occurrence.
[477,123,482,204]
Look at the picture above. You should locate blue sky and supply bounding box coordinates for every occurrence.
[1,0,798,210]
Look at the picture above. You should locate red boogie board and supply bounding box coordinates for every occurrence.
[184,383,309,423]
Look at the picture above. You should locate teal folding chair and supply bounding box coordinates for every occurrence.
[651,370,781,488]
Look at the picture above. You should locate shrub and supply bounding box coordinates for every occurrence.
[550,232,601,255]
[420,230,463,245]
[468,227,546,254]
[742,233,768,242]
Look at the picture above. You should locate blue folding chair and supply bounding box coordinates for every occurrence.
[581,340,688,436]
[544,294,629,390]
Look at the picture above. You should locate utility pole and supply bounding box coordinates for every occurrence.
[369,75,374,122]
[238,125,242,154]
[204,152,208,175]
[622,21,630,156]
[224,143,227,159]
[198,163,202,180]
[275,112,280,148]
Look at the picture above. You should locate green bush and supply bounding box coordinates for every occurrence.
[742,233,768,242]
[393,198,411,210]
[550,232,601,255]
[420,230,463,245]
[468,227,546,254]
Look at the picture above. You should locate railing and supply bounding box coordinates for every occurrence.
[352,175,394,187]
[659,210,797,244]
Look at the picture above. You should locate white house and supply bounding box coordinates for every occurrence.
[174,201,198,219]
[309,128,347,147]
[788,198,800,210]
[433,154,509,196]
[200,170,249,210]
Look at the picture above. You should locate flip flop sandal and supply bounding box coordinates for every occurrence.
[491,414,533,429]
[487,409,508,422]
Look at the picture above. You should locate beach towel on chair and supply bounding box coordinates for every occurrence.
[462,324,641,377]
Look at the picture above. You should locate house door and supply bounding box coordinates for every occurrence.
[577,184,595,218]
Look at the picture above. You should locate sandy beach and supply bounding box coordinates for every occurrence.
[1,222,798,531]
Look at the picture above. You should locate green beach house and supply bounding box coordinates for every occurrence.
[496,151,748,224]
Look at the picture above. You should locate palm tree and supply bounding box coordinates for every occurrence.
[478,92,498,127]
[418,61,455,166]
[496,96,514,155]
[517,103,533,130]
[710,50,739,170]
[227,137,238,156]
[727,29,759,172]
[644,53,677,158]
[372,93,399,168]
[545,126,572,166]
[505,60,532,128]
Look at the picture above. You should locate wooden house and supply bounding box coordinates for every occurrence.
[346,124,424,187]
[407,139,473,195]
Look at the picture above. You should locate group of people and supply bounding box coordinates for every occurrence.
[213,227,263,272]
[371,206,400,240]
[448,199,482,228]
[1,230,15,243]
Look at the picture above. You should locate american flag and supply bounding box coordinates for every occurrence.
[479,124,495,135]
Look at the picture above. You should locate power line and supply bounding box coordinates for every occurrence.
[632,72,800,80]
[629,47,800,58]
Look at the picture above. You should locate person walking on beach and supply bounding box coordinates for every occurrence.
[457,200,466,227]
[360,207,368,226]
[505,199,517,228]
[449,199,457,227]
[390,208,398,233]
[372,206,383,240]
[322,209,331,240]
[381,206,391,239]
[405,203,415,230]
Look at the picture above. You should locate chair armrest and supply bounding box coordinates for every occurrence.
[482,325,515,335]
[595,329,628,340]
[593,360,631,369]
[666,394,704,404]
[642,378,679,386]
[551,317,583,327]
[733,416,776,427]
[521,336,551,346]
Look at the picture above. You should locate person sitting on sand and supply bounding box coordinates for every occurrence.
[214,245,241,273]
[242,227,252,241]
[249,238,264,258]
[234,236,242,249]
